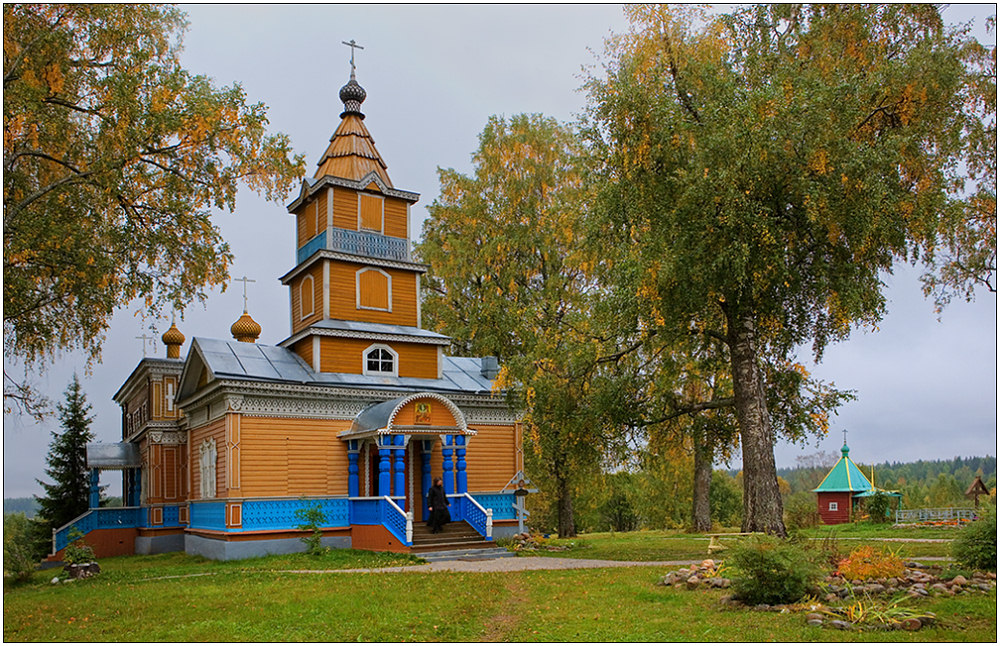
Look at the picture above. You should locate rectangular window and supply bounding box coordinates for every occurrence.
[359,194,384,232]
[829,501,838,511]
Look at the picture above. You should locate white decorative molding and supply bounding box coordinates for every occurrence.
[147,431,185,445]
[280,326,450,348]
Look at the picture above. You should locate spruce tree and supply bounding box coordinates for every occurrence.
[35,375,97,533]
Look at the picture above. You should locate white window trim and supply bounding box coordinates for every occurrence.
[828,501,838,512]
[200,438,217,499]
[362,343,399,377]
[356,267,392,312]
[300,274,315,320]
[357,192,385,234]
[165,380,175,412]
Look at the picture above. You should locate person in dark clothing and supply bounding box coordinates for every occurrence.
[426,477,451,533]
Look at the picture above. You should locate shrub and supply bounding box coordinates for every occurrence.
[62,528,96,565]
[953,506,997,571]
[837,544,904,581]
[863,492,893,523]
[784,491,820,529]
[294,502,328,556]
[3,513,40,583]
[727,534,823,605]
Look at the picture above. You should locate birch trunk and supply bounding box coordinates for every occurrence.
[725,303,787,536]
[692,426,713,532]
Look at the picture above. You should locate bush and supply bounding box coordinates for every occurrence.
[62,528,96,565]
[3,513,40,583]
[953,506,997,571]
[837,544,904,580]
[294,502,328,556]
[784,491,820,530]
[863,492,893,523]
[727,534,823,605]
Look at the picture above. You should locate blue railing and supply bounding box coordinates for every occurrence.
[242,498,350,531]
[189,501,226,531]
[297,232,327,264]
[349,497,410,545]
[329,228,409,261]
[53,507,143,553]
[450,493,493,540]
[471,493,516,521]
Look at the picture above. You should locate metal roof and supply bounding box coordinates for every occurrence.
[812,443,875,493]
[190,337,496,395]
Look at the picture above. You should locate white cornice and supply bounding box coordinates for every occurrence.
[280,249,427,285]
[278,326,451,349]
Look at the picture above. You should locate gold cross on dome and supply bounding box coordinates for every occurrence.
[342,39,364,76]
[234,275,256,312]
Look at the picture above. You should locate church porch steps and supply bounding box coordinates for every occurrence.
[409,521,493,553]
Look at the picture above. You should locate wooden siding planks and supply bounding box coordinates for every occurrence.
[332,187,358,231]
[319,337,438,378]
[329,260,417,326]
[239,417,352,497]
[384,197,407,239]
[189,418,226,500]
[394,399,457,427]
[465,425,517,492]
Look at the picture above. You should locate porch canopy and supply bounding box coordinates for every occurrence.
[338,392,476,441]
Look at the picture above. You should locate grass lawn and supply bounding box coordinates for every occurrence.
[4,557,995,642]
[4,528,993,642]
[533,525,961,562]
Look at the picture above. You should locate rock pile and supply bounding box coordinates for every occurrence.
[656,559,731,590]
[506,533,569,552]
[819,565,996,602]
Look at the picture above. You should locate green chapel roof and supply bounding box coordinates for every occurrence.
[812,443,875,494]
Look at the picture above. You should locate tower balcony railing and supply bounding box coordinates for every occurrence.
[297,229,410,264]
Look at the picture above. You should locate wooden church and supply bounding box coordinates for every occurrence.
[61,59,524,561]
[812,440,900,524]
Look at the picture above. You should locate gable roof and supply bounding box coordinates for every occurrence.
[812,443,875,493]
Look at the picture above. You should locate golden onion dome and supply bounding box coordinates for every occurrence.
[161,323,186,358]
[231,311,262,343]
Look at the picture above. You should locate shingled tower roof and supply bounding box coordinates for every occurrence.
[812,442,875,493]
[313,69,393,186]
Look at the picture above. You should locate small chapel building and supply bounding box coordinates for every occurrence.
[62,63,524,560]
[813,441,900,524]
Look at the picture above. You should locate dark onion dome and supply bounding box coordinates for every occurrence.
[231,311,262,343]
[339,75,367,119]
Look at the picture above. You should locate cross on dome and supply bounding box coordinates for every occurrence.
[234,275,256,313]
[342,39,364,79]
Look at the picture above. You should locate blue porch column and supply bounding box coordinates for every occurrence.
[89,469,100,508]
[455,435,468,494]
[392,434,406,502]
[441,435,455,495]
[378,438,392,497]
[347,440,360,498]
[421,440,433,517]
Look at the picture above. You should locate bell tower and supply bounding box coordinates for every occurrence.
[278,46,449,379]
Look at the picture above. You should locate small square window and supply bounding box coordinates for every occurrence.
[828,501,838,512]
[365,347,395,374]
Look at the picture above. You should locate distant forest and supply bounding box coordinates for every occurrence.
[776,454,997,508]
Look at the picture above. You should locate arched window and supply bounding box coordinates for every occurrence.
[199,438,217,499]
[356,267,391,312]
[300,275,315,319]
[363,344,398,377]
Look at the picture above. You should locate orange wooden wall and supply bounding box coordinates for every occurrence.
[393,399,458,426]
[319,337,438,378]
[189,417,226,500]
[238,416,352,497]
[466,425,517,492]
[328,260,417,326]
[290,262,325,334]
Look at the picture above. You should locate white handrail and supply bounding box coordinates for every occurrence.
[458,492,493,539]
[382,496,413,544]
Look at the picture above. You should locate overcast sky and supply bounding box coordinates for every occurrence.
[4,4,996,498]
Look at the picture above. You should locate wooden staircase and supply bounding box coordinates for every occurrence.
[409,521,492,554]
